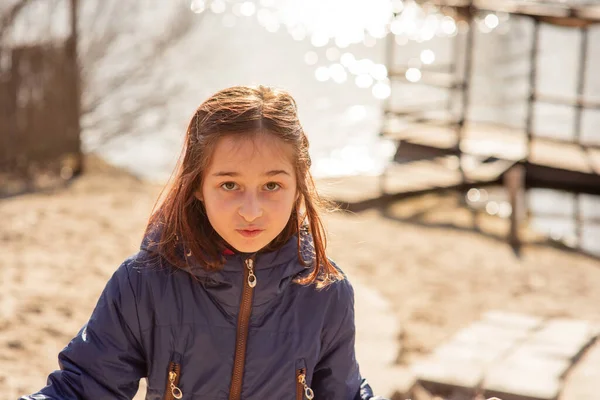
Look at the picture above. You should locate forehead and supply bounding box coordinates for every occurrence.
[207,134,295,172]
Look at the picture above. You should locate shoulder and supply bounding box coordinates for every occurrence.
[109,250,182,301]
[313,259,355,309]
[118,249,177,280]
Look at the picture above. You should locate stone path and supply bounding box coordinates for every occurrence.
[351,273,416,399]
[411,311,599,400]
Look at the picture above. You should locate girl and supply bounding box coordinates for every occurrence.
[21,85,386,400]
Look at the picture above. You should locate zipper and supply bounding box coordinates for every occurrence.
[296,359,314,400]
[164,353,183,400]
[296,368,314,400]
[228,256,257,400]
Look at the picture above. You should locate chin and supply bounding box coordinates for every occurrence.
[229,238,270,253]
[231,243,264,253]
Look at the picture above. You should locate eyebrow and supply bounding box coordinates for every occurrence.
[211,170,291,177]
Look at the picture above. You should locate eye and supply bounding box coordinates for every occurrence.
[221,182,238,191]
[265,182,281,191]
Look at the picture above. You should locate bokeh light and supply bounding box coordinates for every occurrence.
[329,63,348,83]
[355,74,374,88]
[369,63,388,80]
[372,82,391,99]
[190,0,205,14]
[405,67,422,83]
[210,0,226,14]
[240,1,257,17]
[485,13,499,29]
[340,52,355,67]
[189,0,506,99]
[420,49,435,65]
[486,201,500,216]
[315,66,330,82]
[467,188,481,202]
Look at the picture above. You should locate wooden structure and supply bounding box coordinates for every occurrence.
[374,0,600,249]
[382,0,600,187]
[0,0,82,197]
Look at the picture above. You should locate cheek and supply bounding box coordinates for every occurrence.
[205,193,236,214]
[269,192,297,214]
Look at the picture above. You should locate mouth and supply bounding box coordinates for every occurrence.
[236,229,264,238]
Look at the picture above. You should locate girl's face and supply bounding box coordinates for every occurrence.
[196,134,298,253]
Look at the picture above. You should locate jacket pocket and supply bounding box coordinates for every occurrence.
[295,359,314,400]
[164,352,183,400]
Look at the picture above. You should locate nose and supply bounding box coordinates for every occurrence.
[238,191,263,222]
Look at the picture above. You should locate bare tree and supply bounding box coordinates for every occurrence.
[1,0,200,149]
[78,1,200,149]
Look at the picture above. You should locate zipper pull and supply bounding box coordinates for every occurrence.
[246,258,257,288]
[298,372,314,399]
[169,371,183,399]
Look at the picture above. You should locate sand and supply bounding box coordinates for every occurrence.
[1,155,599,399]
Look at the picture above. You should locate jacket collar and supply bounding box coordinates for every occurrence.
[140,227,315,315]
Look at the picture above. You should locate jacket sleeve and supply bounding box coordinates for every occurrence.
[19,259,147,400]
[310,278,362,399]
[311,278,388,400]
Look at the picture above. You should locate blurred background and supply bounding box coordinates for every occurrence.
[1,0,600,399]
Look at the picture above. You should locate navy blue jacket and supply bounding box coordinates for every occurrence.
[20,232,380,399]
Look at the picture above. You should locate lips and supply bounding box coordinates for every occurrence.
[236,229,264,238]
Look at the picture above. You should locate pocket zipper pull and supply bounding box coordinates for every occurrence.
[298,372,314,399]
[169,371,183,399]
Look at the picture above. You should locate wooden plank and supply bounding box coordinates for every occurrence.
[530,140,600,174]
[474,0,600,25]
[389,68,464,90]
[475,0,571,18]
[417,0,472,8]
[535,93,600,110]
[382,121,600,176]
[316,155,514,209]
[575,5,600,20]
[417,0,600,24]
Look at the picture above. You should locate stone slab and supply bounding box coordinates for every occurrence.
[515,340,588,362]
[365,366,416,399]
[559,337,600,400]
[351,274,404,398]
[483,367,561,400]
[452,320,532,347]
[498,351,571,379]
[532,319,594,346]
[412,357,483,391]
[433,341,511,365]
[409,314,598,400]
[483,311,544,331]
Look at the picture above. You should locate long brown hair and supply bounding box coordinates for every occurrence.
[146,85,343,287]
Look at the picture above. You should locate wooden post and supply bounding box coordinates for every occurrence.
[380,29,396,196]
[574,26,589,142]
[504,164,526,248]
[68,0,83,177]
[525,19,540,161]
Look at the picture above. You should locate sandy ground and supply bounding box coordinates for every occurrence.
[1,156,600,399]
